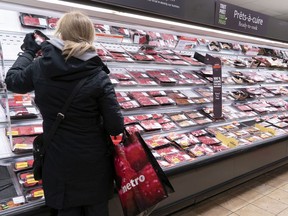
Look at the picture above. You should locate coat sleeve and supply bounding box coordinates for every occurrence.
[5,52,36,93]
[97,71,124,136]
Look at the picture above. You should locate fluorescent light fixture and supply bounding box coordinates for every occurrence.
[37,0,117,14]
[37,0,288,47]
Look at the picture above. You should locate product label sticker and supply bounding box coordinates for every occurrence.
[33,190,44,197]
[27,178,38,184]
[38,18,47,26]
[8,131,19,136]
[16,162,28,169]
[13,196,25,204]
[34,127,43,133]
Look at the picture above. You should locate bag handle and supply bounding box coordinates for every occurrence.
[41,76,89,154]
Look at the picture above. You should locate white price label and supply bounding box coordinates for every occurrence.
[13,196,25,204]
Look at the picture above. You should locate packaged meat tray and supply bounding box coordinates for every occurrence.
[164,152,193,165]
[124,116,137,125]
[175,134,200,148]
[191,98,211,104]
[119,100,140,109]
[166,133,187,141]
[187,144,207,157]
[18,171,42,189]
[148,91,166,97]
[209,144,229,152]
[25,187,44,202]
[179,56,205,66]
[169,59,191,65]
[155,145,180,156]
[234,104,253,112]
[152,114,163,119]
[154,97,175,105]
[161,122,178,131]
[185,111,204,119]
[139,119,162,131]
[206,127,227,136]
[118,80,138,86]
[110,72,132,81]
[134,114,153,121]
[115,92,128,97]
[144,136,171,148]
[154,76,177,85]
[135,78,158,86]
[258,132,274,139]
[9,125,43,136]
[136,97,159,107]
[175,98,194,105]
[190,129,208,137]
[220,124,239,131]
[130,91,149,98]
[157,159,171,168]
[175,120,197,128]
[152,55,170,64]
[3,97,33,108]
[245,135,263,143]
[166,92,188,99]
[273,122,288,128]
[9,107,39,120]
[233,129,250,137]
[131,53,155,61]
[116,97,131,103]
[169,113,188,122]
[156,117,171,124]
[198,136,221,145]
[128,70,149,78]
[12,136,37,153]
[125,124,144,134]
[14,159,34,172]
[193,117,213,125]
[19,13,48,28]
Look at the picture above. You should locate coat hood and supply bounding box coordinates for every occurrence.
[40,38,110,81]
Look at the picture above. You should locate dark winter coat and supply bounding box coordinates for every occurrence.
[5,39,124,209]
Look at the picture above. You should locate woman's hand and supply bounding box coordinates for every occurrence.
[20,33,41,56]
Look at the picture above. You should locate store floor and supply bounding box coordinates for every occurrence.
[170,163,288,216]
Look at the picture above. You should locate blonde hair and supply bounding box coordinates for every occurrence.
[55,11,95,60]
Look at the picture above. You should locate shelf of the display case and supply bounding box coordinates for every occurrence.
[162,132,288,176]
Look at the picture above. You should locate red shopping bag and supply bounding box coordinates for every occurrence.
[113,132,174,216]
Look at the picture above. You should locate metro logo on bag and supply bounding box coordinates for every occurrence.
[113,132,174,216]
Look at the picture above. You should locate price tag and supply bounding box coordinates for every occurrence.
[33,189,44,197]
[14,144,31,149]
[38,18,47,26]
[15,162,28,169]
[7,131,19,136]
[27,178,38,184]
[13,196,25,204]
[34,127,43,133]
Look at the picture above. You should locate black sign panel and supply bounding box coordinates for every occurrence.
[194,53,222,119]
[90,0,215,25]
[215,1,269,36]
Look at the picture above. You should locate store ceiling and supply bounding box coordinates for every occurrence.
[221,0,288,21]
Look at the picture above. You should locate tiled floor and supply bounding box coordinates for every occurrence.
[170,163,288,216]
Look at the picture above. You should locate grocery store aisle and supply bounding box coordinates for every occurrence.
[170,163,288,216]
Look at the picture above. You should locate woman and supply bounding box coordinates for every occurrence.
[5,12,124,216]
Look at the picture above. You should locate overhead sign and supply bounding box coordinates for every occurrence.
[215,1,268,35]
[90,0,215,25]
